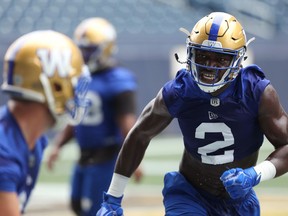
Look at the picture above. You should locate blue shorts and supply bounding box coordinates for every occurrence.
[162,171,260,216]
[70,155,117,216]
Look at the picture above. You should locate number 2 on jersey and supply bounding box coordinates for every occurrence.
[196,122,234,165]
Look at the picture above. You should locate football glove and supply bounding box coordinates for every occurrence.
[220,167,261,199]
[96,192,123,216]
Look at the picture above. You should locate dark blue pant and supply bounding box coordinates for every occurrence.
[70,156,117,216]
[162,171,260,216]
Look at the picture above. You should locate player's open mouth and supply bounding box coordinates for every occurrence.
[200,72,218,84]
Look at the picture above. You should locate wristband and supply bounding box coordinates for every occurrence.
[254,160,276,182]
[107,173,130,197]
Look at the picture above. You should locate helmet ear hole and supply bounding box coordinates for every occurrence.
[53,82,62,92]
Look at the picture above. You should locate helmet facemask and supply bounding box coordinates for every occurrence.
[66,70,92,125]
[79,45,101,72]
[79,42,116,72]
[187,40,246,93]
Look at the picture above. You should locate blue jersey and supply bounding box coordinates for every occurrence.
[0,106,48,213]
[75,67,137,149]
[163,65,270,165]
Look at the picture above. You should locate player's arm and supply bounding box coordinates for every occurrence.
[47,125,75,170]
[221,84,288,199]
[258,84,288,177]
[114,91,137,137]
[0,192,20,216]
[96,88,173,216]
[115,88,173,178]
[114,90,144,182]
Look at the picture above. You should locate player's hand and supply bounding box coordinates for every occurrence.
[47,147,60,170]
[220,167,260,199]
[96,192,123,216]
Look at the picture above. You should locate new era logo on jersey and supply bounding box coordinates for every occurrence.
[208,111,218,120]
[37,49,73,77]
[210,97,220,107]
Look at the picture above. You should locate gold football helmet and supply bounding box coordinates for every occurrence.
[181,12,254,93]
[74,17,117,72]
[1,30,91,125]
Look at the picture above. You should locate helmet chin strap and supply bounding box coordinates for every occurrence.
[197,83,225,93]
[51,114,69,131]
[39,74,57,122]
[40,73,75,130]
[193,61,243,93]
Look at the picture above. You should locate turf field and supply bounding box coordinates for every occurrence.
[25,136,288,216]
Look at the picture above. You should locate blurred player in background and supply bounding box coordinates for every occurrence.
[47,17,143,216]
[96,12,288,216]
[0,30,91,216]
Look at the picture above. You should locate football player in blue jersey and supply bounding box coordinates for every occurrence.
[96,12,288,216]
[47,18,143,216]
[0,30,91,216]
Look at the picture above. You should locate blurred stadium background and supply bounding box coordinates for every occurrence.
[0,0,287,215]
